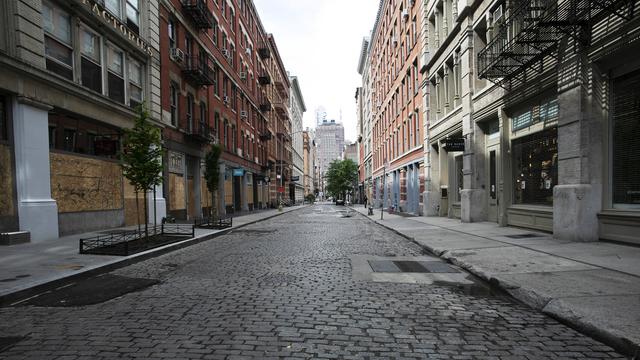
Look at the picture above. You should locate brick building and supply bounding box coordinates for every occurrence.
[159,0,288,217]
[368,0,425,215]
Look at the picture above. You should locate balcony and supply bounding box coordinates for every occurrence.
[182,55,215,86]
[274,79,287,96]
[258,46,271,59]
[477,0,635,88]
[186,121,213,143]
[182,0,215,29]
[273,100,288,117]
[258,74,271,85]
[259,130,273,141]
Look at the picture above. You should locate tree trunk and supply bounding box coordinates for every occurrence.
[211,190,216,219]
[135,190,141,234]
[143,190,149,240]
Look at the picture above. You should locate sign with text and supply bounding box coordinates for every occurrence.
[443,137,465,152]
[278,186,285,193]
[233,168,245,177]
[291,176,300,181]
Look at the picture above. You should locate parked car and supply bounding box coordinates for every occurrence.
[335,199,345,206]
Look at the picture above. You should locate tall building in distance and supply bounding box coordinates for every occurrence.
[315,106,327,126]
[315,119,345,194]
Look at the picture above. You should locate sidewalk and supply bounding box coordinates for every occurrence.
[0,205,306,305]
[351,205,640,357]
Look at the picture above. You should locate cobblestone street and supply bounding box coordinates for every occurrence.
[0,205,626,359]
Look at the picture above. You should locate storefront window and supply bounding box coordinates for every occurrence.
[512,127,557,206]
[48,113,121,159]
[612,70,640,207]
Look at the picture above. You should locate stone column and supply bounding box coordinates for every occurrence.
[217,163,226,215]
[553,40,602,241]
[12,97,59,242]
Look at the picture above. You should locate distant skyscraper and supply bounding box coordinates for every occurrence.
[316,119,345,189]
[315,106,327,126]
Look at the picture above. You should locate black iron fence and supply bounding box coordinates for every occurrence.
[194,216,233,229]
[79,224,195,256]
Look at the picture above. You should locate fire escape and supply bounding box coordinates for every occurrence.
[477,0,636,88]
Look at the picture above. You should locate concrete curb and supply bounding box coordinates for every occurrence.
[0,206,307,307]
[350,207,639,357]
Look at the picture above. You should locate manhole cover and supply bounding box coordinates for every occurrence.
[368,260,459,273]
[0,336,26,353]
[504,233,544,239]
[11,274,159,307]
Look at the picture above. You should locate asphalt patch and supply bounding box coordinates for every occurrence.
[12,274,159,307]
[0,336,25,353]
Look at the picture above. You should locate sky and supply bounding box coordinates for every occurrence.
[253,0,380,143]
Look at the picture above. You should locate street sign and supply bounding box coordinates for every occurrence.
[233,168,245,177]
[277,186,285,193]
[291,176,300,181]
[443,137,465,152]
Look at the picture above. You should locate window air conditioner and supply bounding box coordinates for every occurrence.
[240,110,248,118]
[240,72,247,79]
[170,48,184,63]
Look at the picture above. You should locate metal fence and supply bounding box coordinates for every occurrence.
[79,224,195,256]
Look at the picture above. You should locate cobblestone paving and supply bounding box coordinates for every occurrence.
[0,205,625,359]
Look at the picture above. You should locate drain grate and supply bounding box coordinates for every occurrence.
[0,336,26,353]
[504,233,544,239]
[368,260,459,274]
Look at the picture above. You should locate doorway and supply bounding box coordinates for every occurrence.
[487,144,500,222]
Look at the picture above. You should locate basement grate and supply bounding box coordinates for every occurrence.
[368,260,460,274]
[504,233,544,239]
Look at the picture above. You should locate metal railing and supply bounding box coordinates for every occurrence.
[79,224,195,256]
[194,216,233,229]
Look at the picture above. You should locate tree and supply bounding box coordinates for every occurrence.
[121,106,163,239]
[325,159,358,201]
[203,144,222,218]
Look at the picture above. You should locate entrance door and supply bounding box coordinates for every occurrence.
[487,144,500,222]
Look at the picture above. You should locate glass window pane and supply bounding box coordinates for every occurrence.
[512,127,558,205]
[55,11,71,43]
[612,70,640,206]
[45,36,73,66]
[129,60,141,85]
[126,3,139,25]
[108,72,125,103]
[108,47,123,75]
[81,57,102,93]
[106,0,121,18]
[81,29,100,63]
[43,4,54,34]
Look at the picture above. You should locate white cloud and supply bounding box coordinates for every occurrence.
[253,0,379,142]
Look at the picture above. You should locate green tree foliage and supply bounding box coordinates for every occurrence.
[121,106,163,238]
[325,159,358,200]
[204,145,222,218]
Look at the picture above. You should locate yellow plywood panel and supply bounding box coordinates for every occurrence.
[201,178,212,209]
[50,152,123,213]
[169,173,185,211]
[0,144,14,216]
[187,178,196,218]
[224,177,233,205]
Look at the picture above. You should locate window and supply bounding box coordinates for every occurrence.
[129,59,143,108]
[212,17,218,47]
[63,128,77,152]
[199,102,207,126]
[186,93,194,132]
[213,65,219,96]
[80,27,102,93]
[611,70,640,207]
[126,0,139,33]
[107,45,125,103]
[168,19,176,49]
[214,112,220,136]
[513,127,558,206]
[43,1,73,80]
[48,126,57,148]
[223,119,229,149]
[512,99,558,132]
[170,82,179,127]
[105,0,122,18]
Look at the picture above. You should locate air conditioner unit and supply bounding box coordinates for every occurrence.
[402,9,409,20]
[254,157,259,163]
[223,95,230,104]
[237,148,242,156]
[245,47,251,55]
[221,48,230,58]
[240,110,248,118]
[392,36,398,46]
[240,72,247,79]
[170,48,184,63]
